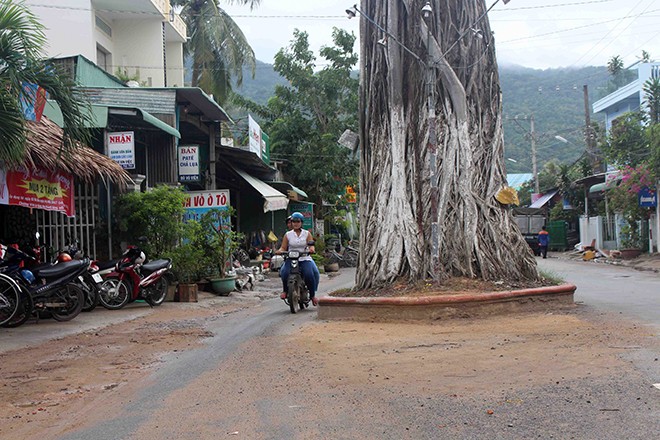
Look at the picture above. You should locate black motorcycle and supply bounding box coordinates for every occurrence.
[54,241,102,312]
[0,245,88,327]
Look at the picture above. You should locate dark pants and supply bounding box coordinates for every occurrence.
[280,260,319,298]
[540,245,548,258]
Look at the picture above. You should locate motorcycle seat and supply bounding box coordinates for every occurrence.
[34,259,88,278]
[142,258,171,273]
[96,259,118,271]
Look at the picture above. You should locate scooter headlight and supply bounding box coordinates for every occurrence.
[288,251,299,258]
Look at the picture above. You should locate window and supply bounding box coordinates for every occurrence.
[96,45,111,72]
[95,15,112,37]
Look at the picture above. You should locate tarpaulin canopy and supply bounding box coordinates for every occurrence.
[232,167,289,213]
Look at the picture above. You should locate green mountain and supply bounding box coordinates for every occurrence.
[500,65,610,173]
[230,60,612,172]
[233,60,289,105]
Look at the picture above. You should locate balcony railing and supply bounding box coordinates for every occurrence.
[169,13,187,40]
[151,0,169,15]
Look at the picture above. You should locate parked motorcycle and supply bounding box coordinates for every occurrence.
[281,250,310,314]
[0,244,87,326]
[55,241,102,312]
[98,239,172,310]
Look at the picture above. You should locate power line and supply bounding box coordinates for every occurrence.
[568,0,653,67]
[497,0,615,11]
[498,8,660,44]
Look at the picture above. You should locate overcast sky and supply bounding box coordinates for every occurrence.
[221,0,659,70]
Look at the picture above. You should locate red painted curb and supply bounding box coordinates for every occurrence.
[318,283,577,306]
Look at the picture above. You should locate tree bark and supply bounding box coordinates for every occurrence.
[357,0,538,289]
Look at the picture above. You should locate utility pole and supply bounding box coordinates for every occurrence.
[583,85,600,173]
[530,113,539,194]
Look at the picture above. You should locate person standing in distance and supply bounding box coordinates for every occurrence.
[538,225,550,259]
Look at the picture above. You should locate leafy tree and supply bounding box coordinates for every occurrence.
[0,1,91,164]
[235,28,359,211]
[173,0,261,103]
[608,164,655,248]
[115,185,188,257]
[602,112,649,167]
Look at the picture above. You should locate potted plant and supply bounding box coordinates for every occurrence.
[196,208,243,295]
[619,221,643,259]
[165,221,209,301]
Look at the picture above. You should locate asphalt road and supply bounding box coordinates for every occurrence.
[537,255,660,330]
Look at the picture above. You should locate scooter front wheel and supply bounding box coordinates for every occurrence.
[287,279,300,314]
[99,277,130,310]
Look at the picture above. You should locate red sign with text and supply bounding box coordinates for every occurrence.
[4,166,75,217]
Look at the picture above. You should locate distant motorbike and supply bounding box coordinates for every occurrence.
[99,238,172,310]
[281,250,310,314]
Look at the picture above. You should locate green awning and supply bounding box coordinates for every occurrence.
[137,109,180,138]
[589,176,622,194]
[43,103,180,138]
[108,107,181,139]
[43,101,108,128]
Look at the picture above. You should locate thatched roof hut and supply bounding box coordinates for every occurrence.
[23,116,132,188]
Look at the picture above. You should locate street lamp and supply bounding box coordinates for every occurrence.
[421,2,433,19]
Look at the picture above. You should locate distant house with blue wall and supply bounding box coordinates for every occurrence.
[593,62,660,132]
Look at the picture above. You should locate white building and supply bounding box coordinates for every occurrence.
[25,0,186,87]
[593,62,660,132]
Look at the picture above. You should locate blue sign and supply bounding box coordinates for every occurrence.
[638,187,657,207]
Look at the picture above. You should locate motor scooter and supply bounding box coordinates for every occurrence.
[0,244,88,326]
[99,238,172,310]
[280,250,310,314]
[54,240,103,312]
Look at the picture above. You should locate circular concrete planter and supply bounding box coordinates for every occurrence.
[318,283,577,321]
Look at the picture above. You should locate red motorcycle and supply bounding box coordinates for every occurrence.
[98,239,172,310]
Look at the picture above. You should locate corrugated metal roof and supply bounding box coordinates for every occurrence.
[74,56,126,88]
[83,88,177,115]
[529,189,559,209]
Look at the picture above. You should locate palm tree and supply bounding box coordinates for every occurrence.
[643,77,660,124]
[607,55,624,76]
[0,1,91,164]
[173,0,261,104]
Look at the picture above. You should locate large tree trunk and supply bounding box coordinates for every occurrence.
[357,0,538,289]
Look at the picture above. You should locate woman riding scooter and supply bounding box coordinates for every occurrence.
[276,212,320,306]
